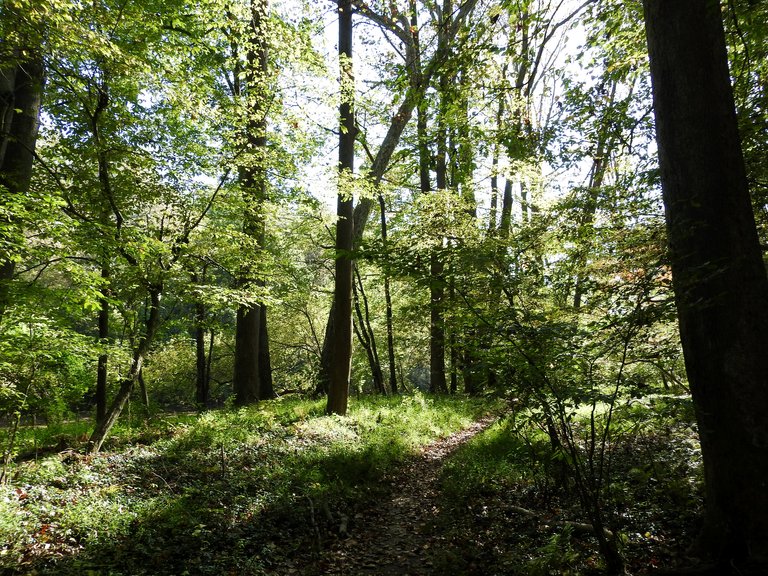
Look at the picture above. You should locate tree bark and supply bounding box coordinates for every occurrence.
[233,0,270,406]
[234,304,261,405]
[326,0,355,415]
[0,54,44,324]
[429,71,449,394]
[643,0,768,566]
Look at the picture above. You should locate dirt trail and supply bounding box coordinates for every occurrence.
[315,416,497,576]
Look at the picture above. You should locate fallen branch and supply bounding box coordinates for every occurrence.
[508,505,615,540]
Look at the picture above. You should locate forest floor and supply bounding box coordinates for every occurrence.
[277,411,702,576]
[307,416,498,576]
[1,395,705,575]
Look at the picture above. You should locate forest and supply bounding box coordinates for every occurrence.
[1,0,767,574]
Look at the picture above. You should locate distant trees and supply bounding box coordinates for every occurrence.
[643,0,768,569]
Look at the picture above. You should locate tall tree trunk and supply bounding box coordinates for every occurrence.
[489,83,506,233]
[317,1,478,389]
[0,54,44,324]
[427,71,449,395]
[89,286,162,453]
[233,0,270,406]
[327,0,355,415]
[643,0,768,567]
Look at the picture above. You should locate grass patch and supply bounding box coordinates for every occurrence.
[440,415,551,501]
[1,393,495,575]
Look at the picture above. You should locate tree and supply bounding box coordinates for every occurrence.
[643,0,768,569]
[316,0,479,396]
[0,5,45,324]
[326,0,355,415]
[232,0,275,405]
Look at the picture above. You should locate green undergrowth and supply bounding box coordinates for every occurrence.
[436,396,702,575]
[1,393,496,575]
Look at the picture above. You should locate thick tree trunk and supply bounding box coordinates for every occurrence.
[0,55,44,324]
[327,0,355,415]
[234,305,261,405]
[233,0,270,406]
[0,63,17,167]
[643,0,768,566]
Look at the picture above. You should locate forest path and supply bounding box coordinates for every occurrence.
[313,415,497,576]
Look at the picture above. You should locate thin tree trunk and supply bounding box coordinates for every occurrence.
[573,80,617,310]
[137,368,150,414]
[352,278,384,394]
[96,265,110,425]
[354,267,385,394]
[500,179,513,238]
[195,300,208,408]
[206,329,215,396]
[327,0,355,415]
[89,286,162,453]
[489,93,505,232]
[379,194,398,394]
[644,0,768,566]
[258,306,275,399]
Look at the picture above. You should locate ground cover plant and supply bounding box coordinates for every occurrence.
[438,395,703,575]
[0,394,494,575]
